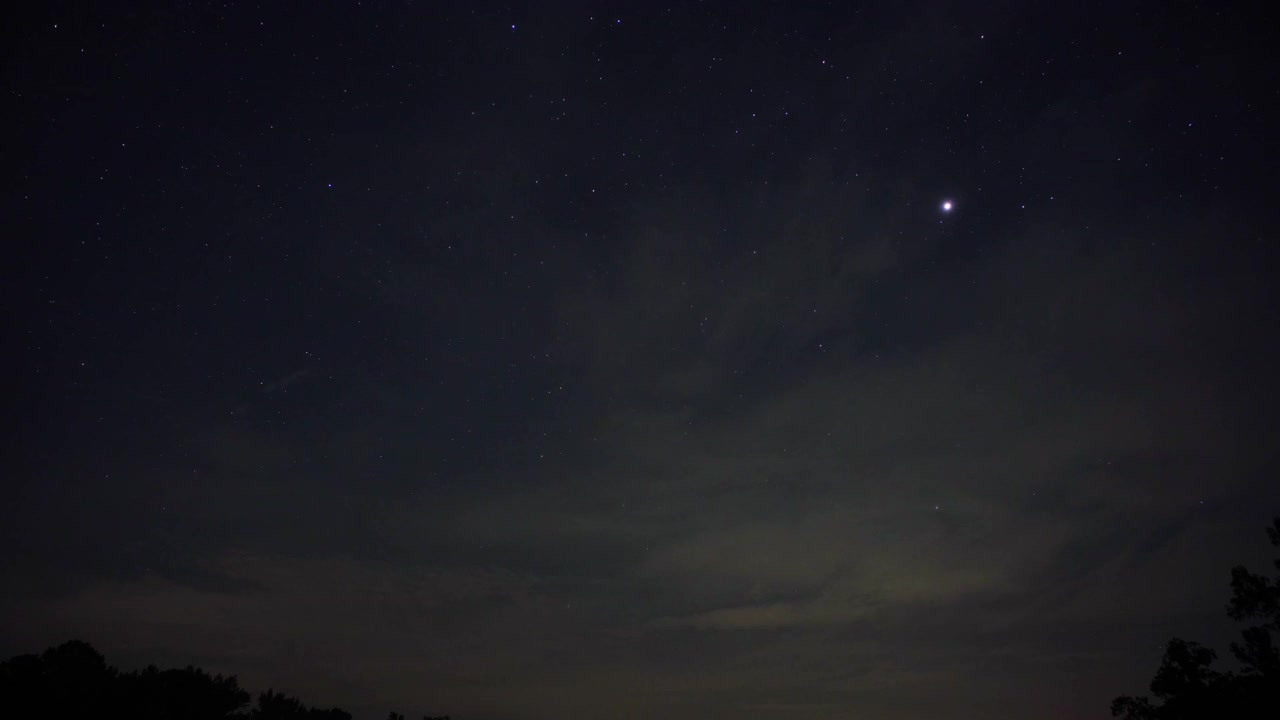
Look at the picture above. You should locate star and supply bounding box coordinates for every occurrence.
[941,200,954,212]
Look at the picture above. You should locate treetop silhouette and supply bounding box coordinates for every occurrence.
[0,641,448,720]
[1112,516,1280,719]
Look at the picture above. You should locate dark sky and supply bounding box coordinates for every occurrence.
[4,2,1280,718]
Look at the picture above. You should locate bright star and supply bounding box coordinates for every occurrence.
[941,200,953,212]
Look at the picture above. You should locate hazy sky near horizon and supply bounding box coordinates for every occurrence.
[5,2,1279,719]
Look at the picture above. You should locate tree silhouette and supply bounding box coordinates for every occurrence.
[0,641,441,720]
[1112,516,1280,719]
[254,688,352,719]
[0,640,116,718]
[118,663,251,719]
[0,640,250,719]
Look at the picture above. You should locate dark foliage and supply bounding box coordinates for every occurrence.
[1112,517,1280,719]
[0,641,443,720]
[0,640,248,719]
[253,688,352,720]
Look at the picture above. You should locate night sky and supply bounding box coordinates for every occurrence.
[5,2,1280,719]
